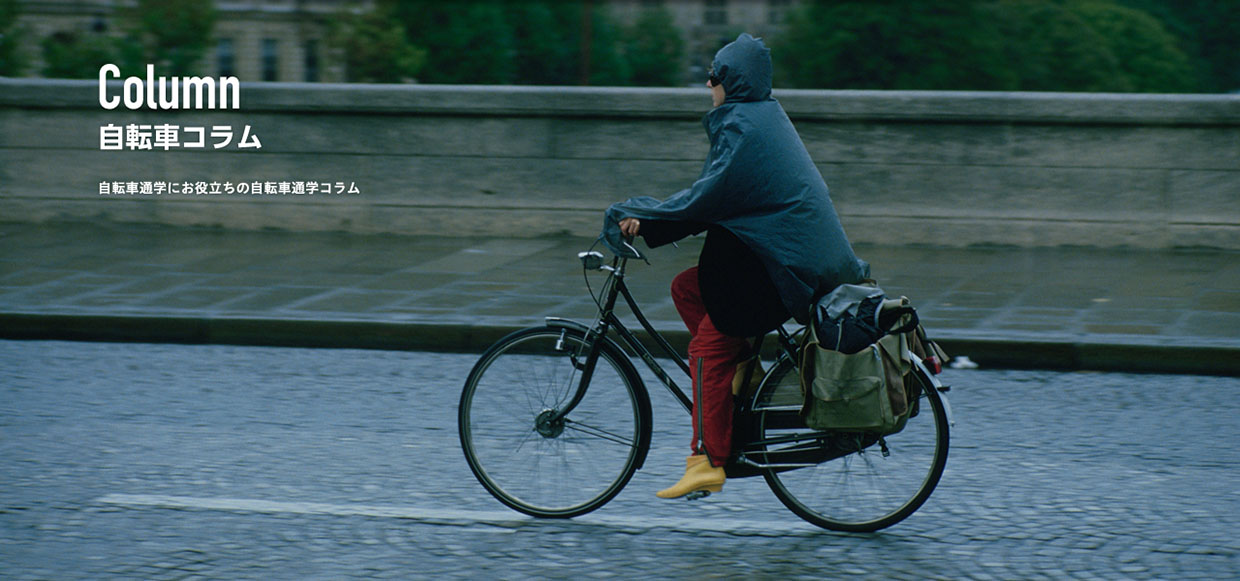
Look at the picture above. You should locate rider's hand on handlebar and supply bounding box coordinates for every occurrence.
[619,218,641,239]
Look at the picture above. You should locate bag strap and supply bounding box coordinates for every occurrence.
[879,305,920,335]
[914,323,950,361]
[797,327,820,421]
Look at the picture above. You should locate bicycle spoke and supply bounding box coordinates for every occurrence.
[755,359,949,532]
[460,327,649,518]
[563,419,637,447]
[510,425,539,455]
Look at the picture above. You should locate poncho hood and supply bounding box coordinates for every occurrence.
[712,33,773,104]
[603,34,869,323]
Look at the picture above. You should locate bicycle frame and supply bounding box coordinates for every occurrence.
[548,249,952,475]
[462,245,952,529]
[549,253,801,428]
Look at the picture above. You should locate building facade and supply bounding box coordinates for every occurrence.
[11,0,799,84]
[11,0,364,82]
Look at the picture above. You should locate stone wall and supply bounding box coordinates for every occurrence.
[2,78,1237,248]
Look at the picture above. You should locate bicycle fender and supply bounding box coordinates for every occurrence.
[544,317,653,469]
[913,359,954,427]
[544,317,642,373]
[544,317,595,336]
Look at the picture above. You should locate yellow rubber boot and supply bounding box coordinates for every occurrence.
[656,455,726,499]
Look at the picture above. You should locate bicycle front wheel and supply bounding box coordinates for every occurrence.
[753,360,949,532]
[459,326,651,518]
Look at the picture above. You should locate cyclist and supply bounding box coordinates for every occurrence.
[602,33,870,499]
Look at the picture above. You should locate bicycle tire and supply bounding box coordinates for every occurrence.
[459,325,652,518]
[752,359,949,532]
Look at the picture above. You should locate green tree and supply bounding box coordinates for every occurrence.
[503,1,630,86]
[41,31,117,78]
[580,3,630,86]
[506,1,578,85]
[121,0,217,76]
[386,0,515,84]
[773,0,1212,92]
[1180,0,1239,92]
[0,0,23,75]
[1069,1,1194,92]
[384,1,631,86]
[775,1,1017,90]
[623,6,685,86]
[1117,0,1238,92]
[987,0,1130,92]
[328,5,426,82]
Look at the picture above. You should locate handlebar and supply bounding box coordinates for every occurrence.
[599,214,646,261]
[618,237,644,260]
[578,250,607,270]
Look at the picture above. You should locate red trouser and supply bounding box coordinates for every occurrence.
[672,267,750,468]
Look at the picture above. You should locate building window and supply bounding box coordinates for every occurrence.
[768,0,792,25]
[262,38,279,81]
[217,38,235,78]
[304,39,319,82]
[704,0,728,26]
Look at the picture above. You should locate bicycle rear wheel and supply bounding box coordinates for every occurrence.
[752,360,949,532]
[459,326,651,518]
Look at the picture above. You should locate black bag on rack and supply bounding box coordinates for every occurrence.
[812,284,918,354]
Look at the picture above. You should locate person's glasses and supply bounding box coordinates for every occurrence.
[708,69,721,87]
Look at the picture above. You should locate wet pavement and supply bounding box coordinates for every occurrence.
[0,221,1237,374]
[1,341,1237,579]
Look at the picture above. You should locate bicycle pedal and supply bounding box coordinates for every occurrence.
[684,490,712,501]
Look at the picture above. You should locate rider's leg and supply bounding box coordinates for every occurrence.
[671,267,749,467]
[671,267,706,333]
[687,315,749,467]
[660,268,746,499]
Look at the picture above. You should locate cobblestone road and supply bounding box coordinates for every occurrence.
[2,340,1237,579]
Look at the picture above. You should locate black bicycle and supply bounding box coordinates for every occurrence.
[458,242,952,532]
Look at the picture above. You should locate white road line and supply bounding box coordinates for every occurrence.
[96,494,817,536]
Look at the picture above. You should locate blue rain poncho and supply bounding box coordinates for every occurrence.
[602,34,869,327]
